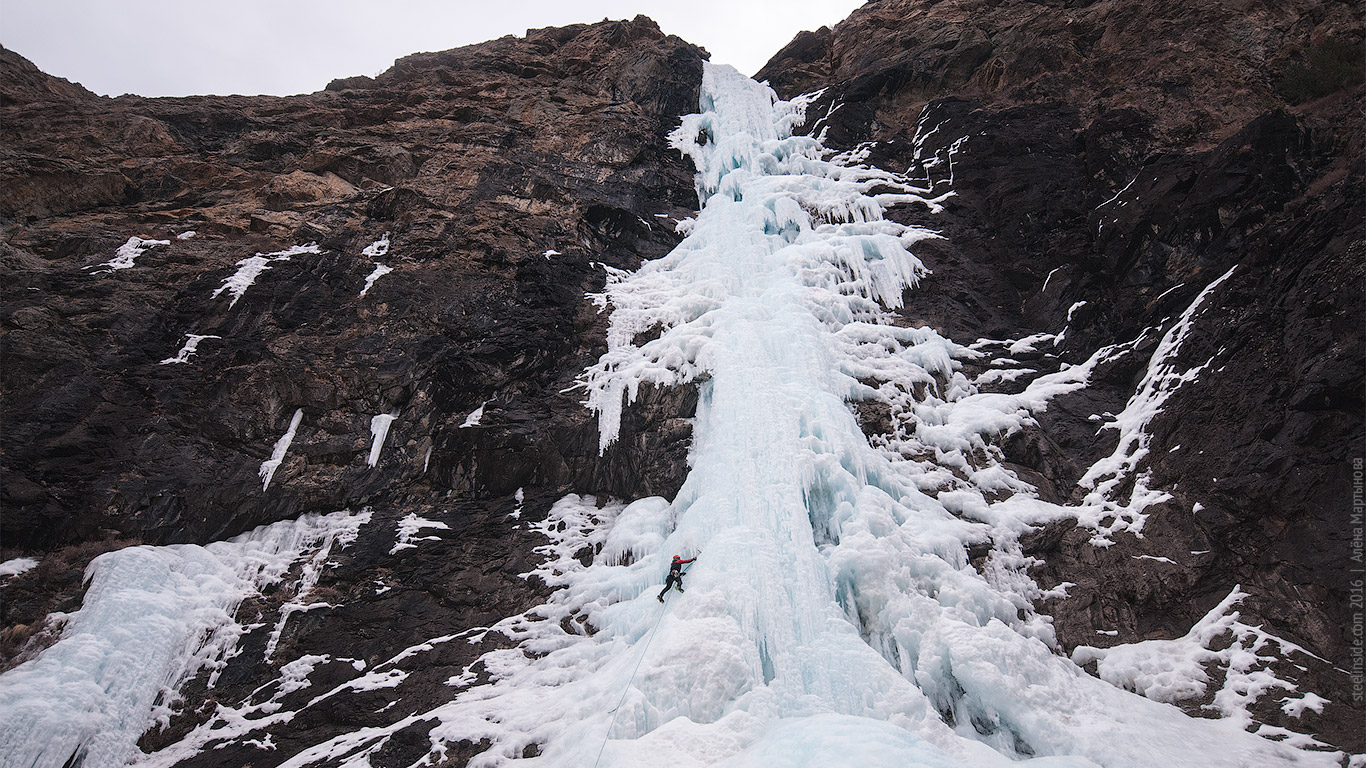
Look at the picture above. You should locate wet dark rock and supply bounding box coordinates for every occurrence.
[762,0,1363,751]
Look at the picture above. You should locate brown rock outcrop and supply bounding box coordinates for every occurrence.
[2,17,703,552]
[1,19,705,762]
[759,0,1362,149]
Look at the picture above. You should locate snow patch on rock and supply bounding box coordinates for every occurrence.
[89,236,170,273]
[1072,585,1330,743]
[212,243,320,308]
[159,333,221,365]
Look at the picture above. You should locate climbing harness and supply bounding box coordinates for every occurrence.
[657,563,693,602]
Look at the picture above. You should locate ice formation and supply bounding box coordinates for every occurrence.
[359,263,392,297]
[212,244,320,308]
[367,412,398,467]
[361,232,390,257]
[342,64,1331,767]
[4,63,1336,768]
[358,234,393,297]
[159,333,220,365]
[0,511,369,768]
[89,236,170,273]
[461,401,487,427]
[389,513,451,555]
[259,408,305,490]
[1072,585,1331,746]
[0,557,38,578]
[260,512,372,662]
[1072,266,1237,544]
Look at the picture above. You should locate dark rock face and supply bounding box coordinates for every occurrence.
[760,0,1363,751]
[1,1,1362,764]
[1,17,703,551]
[1,18,703,764]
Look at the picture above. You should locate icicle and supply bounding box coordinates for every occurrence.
[367,412,397,467]
[258,409,304,490]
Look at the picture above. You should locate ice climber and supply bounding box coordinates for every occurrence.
[657,554,696,602]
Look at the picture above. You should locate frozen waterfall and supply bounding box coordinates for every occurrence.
[411,64,1336,768]
[0,63,1338,768]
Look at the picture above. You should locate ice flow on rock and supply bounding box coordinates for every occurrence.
[423,64,1336,768]
[0,511,370,768]
[0,63,1337,768]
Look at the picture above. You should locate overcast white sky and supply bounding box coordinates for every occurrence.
[1,1,863,98]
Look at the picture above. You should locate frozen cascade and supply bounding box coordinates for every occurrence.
[400,64,1337,768]
[0,510,370,768]
[38,64,1334,768]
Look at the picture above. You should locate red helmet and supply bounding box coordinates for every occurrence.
[672,555,681,561]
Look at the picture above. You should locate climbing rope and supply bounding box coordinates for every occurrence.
[590,592,673,768]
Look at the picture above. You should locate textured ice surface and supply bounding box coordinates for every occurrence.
[259,408,304,490]
[399,65,1337,767]
[0,510,370,768]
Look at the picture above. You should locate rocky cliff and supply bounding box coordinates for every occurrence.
[759,0,1363,751]
[2,17,706,764]
[1,1,1362,764]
